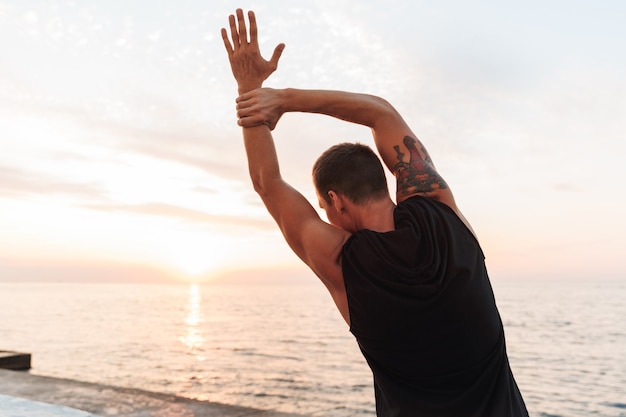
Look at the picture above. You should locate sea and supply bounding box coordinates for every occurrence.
[0,280,624,417]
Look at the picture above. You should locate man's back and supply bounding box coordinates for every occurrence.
[342,196,528,417]
[221,13,527,413]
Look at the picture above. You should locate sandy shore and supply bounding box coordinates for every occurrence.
[0,369,309,416]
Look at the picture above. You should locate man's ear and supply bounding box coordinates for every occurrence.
[328,190,345,212]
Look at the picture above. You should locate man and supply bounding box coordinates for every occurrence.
[221,9,528,417]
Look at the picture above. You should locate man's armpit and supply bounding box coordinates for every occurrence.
[392,135,448,196]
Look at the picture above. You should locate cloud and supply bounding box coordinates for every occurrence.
[0,77,247,180]
[552,183,584,193]
[107,126,245,181]
[82,201,275,230]
[192,185,219,194]
[0,258,176,283]
[0,165,105,199]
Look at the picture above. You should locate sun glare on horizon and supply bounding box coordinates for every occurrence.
[168,244,220,279]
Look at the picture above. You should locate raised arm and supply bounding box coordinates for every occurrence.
[236,88,456,209]
[221,10,351,321]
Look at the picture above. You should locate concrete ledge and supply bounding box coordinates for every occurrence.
[0,395,100,417]
[0,369,309,417]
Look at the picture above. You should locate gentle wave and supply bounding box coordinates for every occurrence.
[0,280,624,416]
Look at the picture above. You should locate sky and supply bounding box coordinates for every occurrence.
[0,0,624,283]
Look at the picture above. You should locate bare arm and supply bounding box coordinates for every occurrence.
[221,10,351,321]
[237,88,456,208]
[241,123,349,285]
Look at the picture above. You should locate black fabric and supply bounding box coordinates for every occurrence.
[341,196,528,417]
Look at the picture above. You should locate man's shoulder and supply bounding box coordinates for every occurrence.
[394,195,443,223]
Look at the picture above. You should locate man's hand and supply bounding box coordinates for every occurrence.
[236,88,284,130]
[221,9,285,95]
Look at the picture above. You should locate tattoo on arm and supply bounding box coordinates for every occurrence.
[393,136,448,196]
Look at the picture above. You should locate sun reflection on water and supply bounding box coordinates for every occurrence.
[179,283,205,358]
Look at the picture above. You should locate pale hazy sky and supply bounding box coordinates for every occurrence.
[0,0,624,283]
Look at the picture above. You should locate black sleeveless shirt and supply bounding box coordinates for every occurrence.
[341,196,528,417]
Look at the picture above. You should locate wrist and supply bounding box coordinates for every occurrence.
[238,81,263,95]
[281,88,297,113]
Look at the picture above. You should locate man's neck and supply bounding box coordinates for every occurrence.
[353,197,396,233]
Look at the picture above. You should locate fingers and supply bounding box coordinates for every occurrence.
[235,94,259,123]
[235,96,255,116]
[248,11,258,46]
[236,106,253,120]
[236,107,256,125]
[236,91,254,104]
[225,9,254,50]
[237,115,266,129]
[228,13,239,49]
[269,43,286,68]
[220,28,233,56]
[236,8,248,44]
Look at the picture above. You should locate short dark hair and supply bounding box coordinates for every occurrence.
[312,142,389,205]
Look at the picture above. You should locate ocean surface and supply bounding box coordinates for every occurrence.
[0,280,624,417]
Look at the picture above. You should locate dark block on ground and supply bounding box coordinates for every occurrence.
[0,351,31,370]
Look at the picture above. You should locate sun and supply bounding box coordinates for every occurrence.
[170,246,218,278]
[147,225,240,282]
